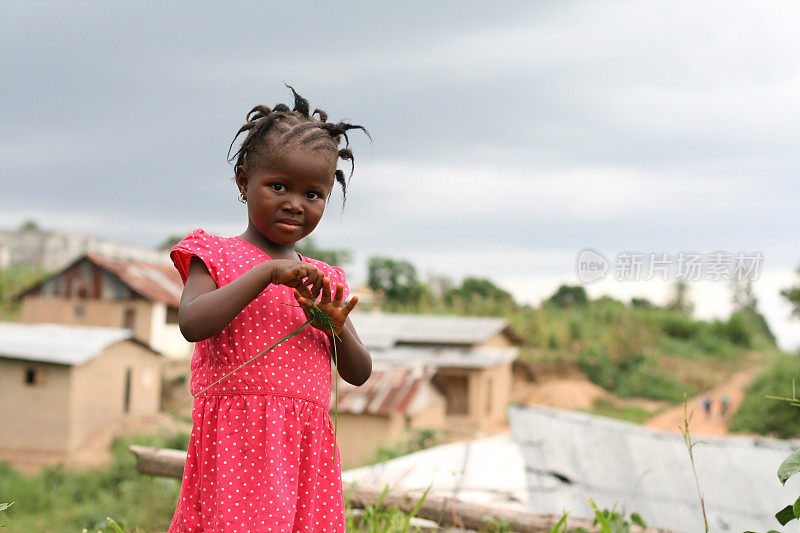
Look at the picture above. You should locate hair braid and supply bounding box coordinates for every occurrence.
[228,86,369,207]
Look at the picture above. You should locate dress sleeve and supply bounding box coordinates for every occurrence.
[170,229,219,286]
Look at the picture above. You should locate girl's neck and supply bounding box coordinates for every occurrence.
[238,225,301,261]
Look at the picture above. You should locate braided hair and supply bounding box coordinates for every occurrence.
[228,85,369,207]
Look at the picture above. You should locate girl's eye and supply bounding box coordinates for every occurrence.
[270,184,286,192]
[306,191,322,200]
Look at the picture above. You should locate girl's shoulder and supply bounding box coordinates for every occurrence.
[170,228,237,284]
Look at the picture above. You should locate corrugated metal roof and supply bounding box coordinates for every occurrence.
[335,363,435,416]
[15,253,183,307]
[343,405,800,532]
[342,432,529,512]
[370,346,518,369]
[508,406,800,532]
[0,322,135,366]
[88,253,182,307]
[349,312,518,350]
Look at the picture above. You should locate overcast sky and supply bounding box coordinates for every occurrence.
[2,1,799,349]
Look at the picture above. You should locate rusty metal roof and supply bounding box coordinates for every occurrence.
[87,253,183,307]
[335,363,440,416]
[15,253,183,307]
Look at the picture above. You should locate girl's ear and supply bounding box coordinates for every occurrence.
[235,167,248,195]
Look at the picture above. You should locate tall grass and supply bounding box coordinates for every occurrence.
[0,432,186,532]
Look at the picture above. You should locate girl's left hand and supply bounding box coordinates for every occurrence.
[293,277,358,337]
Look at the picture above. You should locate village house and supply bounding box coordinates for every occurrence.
[14,253,190,361]
[0,323,162,471]
[334,363,446,468]
[345,312,522,438]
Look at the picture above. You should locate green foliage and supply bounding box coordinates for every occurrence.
[0,501,12,529]
[569,499,647,533]
[578,345,692,402]
[371,428,440,464]
[780,265,800,319]
[629,297,656,309]
[368,256,423,307]
[589,398,654,424]
[443,277,517,316]
[344,485,429,532]
[296,236,353,267]
[0,432,186,532]
[0,264,49,319]
[666,280,694,314]
[480,515,514,532]
[767,444,800,528]
[650,310,700,339]
[729,355,800,438]
[546,284,588,308]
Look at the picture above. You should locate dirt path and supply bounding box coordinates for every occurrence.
[645,367,758,436]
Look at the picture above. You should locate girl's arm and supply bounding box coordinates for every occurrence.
[179,255,325,342]
[332,317,372,386]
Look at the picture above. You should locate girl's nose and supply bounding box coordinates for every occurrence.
[283,196,303,213]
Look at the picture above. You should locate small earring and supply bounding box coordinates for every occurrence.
[238,192,247,203]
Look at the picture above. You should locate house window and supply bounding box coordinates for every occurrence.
[74,304,86,318]
[25,368,43,386]
[123,308,136,329]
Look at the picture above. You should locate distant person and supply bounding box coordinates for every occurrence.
[721,393,731,418]
[167,86,372,532]
[702,394,712,418]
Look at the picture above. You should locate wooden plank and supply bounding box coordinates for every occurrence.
[129,445,674,532]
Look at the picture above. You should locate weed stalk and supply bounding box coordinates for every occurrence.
[679,395,709,532]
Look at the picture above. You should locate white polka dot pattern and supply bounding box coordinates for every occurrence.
[167,229,347,532]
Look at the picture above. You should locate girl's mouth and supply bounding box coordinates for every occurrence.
[276,221,303,232]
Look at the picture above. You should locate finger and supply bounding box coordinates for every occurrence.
[312,270,325,300]
[320,277,332,304]
[293,289,312,307]
[342,295,358,316]
[295,282,313,300]
[332,282,345,307]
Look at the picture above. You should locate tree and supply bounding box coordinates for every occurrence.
[18,219,40,232]
[666,280,694,315]
[367,256,421,306]
[296,237,353,267]
[630,297,656,309]
[546,284,588,308]
[444,277,516,314]
[781,265,800,319]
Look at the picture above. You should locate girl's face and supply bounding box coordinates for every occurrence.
[237,147,337,248]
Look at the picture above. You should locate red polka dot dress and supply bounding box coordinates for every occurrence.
[168,229,347,533]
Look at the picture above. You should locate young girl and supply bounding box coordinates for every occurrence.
[168,87,372,532]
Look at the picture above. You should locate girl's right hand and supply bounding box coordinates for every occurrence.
[266,259,324,299]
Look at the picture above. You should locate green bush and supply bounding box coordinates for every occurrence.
[652,311,699,339]
[0,432,186,532]
[578,347,692,403]
[729,354,800,438]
